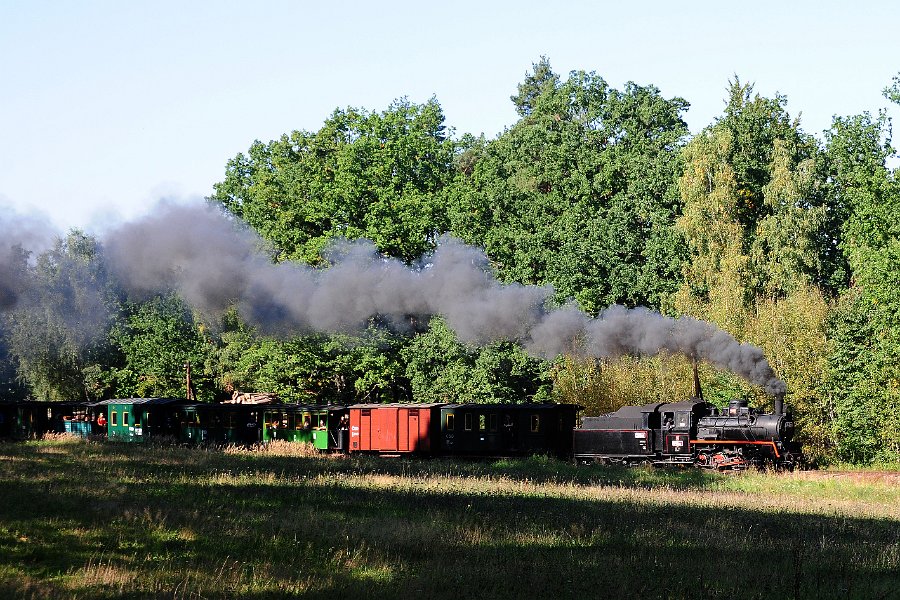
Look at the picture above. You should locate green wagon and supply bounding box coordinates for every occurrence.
[0,401,88,439]
[179,403,266,445]
[261,404,348,451]
[90,398,191,442]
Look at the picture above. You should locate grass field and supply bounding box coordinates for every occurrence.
[1,437,898,599]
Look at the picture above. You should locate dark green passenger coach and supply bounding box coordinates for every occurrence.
[179,403,265,445]
[90,398,191,442]
[440,403,578,457]
[261,404,349,451]
[0,401,88,439]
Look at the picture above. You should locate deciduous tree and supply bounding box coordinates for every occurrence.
[448,59,690,313]
[211,98,456,264]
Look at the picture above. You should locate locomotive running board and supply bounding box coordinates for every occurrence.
[690,440,780,458]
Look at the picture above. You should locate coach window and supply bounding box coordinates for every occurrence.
[479,415,486,431]
[445,413,455,430]
[111,411,118,426]
[530,415,540,433]
[489,414,498,432]
[464,414,473,431]
[123,412,129,426]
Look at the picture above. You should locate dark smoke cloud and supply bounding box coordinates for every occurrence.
[0,210,57,312]
[104,202,787,395]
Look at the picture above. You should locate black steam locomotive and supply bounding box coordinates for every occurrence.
[573,395,800,470]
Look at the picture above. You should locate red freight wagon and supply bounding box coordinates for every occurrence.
[348,403,444,454]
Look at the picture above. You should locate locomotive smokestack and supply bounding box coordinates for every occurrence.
[774,392,784,416]
[692,359,704,401]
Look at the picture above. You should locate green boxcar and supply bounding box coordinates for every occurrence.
[91,398,191,442]
[262,405,348,451]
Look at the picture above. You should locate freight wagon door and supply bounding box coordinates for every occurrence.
[374,408,398,452]
[397,408,411,452]
[406,409,418,452]
[353,409,372,451]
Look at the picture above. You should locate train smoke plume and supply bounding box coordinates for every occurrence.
[0,211,56,311]
[105,203,787,395]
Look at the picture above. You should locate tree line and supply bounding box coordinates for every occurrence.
[1,59,898,464]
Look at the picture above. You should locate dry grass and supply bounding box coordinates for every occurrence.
[0,438,897,599]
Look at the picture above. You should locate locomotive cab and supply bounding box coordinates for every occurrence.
[656,400,712,460]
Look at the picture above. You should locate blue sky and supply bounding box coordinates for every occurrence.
[2,0,898,231]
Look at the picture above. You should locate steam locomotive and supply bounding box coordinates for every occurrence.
[573,395,800,470]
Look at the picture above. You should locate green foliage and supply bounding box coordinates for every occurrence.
[552,354,698,415]
[4,231,119,400]
[718,80,811,233]
[672,125,751,330]
[0,332,28,400]
[825,111,897,260]
[676,79,840,309]
[883,72,900,106]
[744,285,835,462]
[211,97,456,264]
[216,314,410,404]
[107,295,217,402]
[510,55,560,117]
[401,317,551,403]
[671,82,860,462]
[825,289,900,463]
[448,59,690,313]
[821,108,900,462]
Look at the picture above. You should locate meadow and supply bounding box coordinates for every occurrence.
[1,437,898,599]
